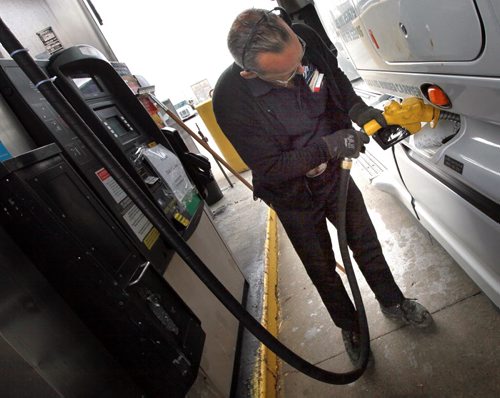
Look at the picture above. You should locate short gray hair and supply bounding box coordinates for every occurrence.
[227,8,292,72]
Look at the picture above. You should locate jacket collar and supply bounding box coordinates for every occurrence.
[231,63,291,97]
[247,77,276,97]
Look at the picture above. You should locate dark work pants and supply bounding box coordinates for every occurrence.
[274,169,404,332]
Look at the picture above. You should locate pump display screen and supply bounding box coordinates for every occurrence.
[105,116,139,145]
[71,75,103,97]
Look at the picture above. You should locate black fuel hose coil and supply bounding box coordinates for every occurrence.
[0,18,370,385]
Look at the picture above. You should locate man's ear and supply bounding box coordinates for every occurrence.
[240,70,258,79]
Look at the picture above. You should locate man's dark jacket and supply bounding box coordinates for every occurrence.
[212,23,365,209]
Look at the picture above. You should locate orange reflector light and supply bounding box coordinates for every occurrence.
[427,85,451,107]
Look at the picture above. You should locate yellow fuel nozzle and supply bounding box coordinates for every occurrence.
[364,97,441,136]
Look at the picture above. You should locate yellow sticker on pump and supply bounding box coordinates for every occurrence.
[143,227,160,250]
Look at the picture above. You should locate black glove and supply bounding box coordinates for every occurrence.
[321,129,370,159]
[349,102,387,129]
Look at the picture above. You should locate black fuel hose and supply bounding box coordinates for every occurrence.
[337,159,371,367]
[0,17,369,385]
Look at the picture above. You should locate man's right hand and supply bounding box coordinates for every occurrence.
[321,129,370,159]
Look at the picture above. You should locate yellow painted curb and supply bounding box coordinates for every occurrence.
[254,208,279,398]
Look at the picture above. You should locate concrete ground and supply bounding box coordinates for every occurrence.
[277,164,500,397]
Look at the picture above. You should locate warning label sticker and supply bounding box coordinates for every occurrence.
[95,168,127,204]
[143,227,160,250]
[123,203,154,242]
[95,167,155,245]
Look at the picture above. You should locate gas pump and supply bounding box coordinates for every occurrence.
[0,43,248,396]
[45,46,249,396]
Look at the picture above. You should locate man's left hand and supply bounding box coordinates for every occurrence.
[349,103,387,129]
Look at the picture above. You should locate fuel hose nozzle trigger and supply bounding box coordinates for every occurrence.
[362,97,457,150]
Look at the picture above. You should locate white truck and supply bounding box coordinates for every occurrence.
[278,0,500,308]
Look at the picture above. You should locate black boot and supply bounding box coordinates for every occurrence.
[341,329,361,364]
[380,298,433,328]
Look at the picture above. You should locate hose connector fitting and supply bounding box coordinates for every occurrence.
[341,158,353,170]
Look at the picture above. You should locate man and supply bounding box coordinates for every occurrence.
[212,8,432,363]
